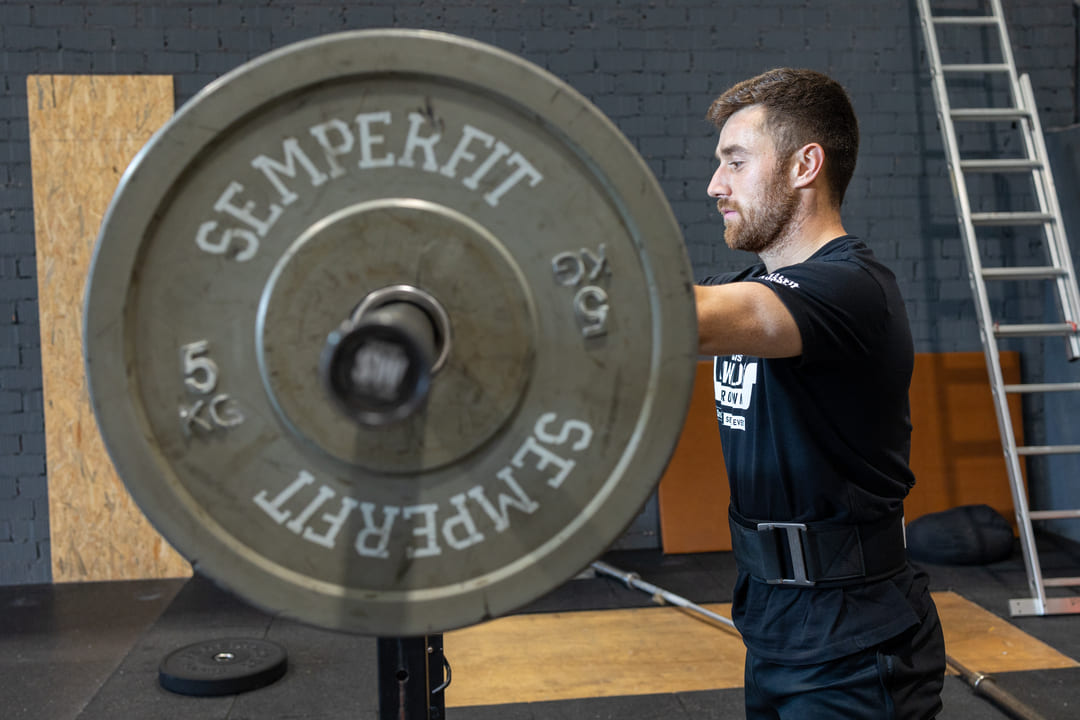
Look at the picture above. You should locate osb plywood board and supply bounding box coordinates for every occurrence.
[443,590,1076,706]
[659,353,1023,553]
[27,74,191,582]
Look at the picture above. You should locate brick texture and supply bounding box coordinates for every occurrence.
[0,0,1077,576]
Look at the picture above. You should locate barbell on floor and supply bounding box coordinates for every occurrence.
[591,561,1050,720]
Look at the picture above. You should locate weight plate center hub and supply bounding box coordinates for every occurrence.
[258,198,535,472]
[84,29,697,635]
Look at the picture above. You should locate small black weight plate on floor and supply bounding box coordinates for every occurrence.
[159,637,288,697]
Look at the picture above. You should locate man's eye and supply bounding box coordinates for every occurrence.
[729,161,743,170]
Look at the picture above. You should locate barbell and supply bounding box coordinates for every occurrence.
[83,28,698,636]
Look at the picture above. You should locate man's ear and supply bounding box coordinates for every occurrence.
[791,143,825,189]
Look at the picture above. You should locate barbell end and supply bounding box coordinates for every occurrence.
[320,289,450,427]
[590,561,640,589]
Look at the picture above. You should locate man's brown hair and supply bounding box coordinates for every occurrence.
[706,68,859,206]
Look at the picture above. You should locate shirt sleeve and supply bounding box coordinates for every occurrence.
[699,263,765,286]
[745,260,890,367]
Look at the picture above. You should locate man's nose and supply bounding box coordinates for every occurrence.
[707,165,728,199]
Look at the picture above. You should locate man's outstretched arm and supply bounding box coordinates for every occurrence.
[695,282,802,358]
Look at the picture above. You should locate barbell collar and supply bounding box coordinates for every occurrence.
[322,298,439,426]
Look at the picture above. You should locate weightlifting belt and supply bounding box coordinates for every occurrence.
[728,506,907,588]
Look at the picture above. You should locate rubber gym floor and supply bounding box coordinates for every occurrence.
[3,535,1080,720]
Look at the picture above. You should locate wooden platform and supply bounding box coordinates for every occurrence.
[443,591,1077,707]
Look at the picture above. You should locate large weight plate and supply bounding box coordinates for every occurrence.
[84,29,697,635]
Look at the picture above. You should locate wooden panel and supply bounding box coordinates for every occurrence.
[905,351,1023,526]
[659,353,1023,553]
[28,75,191,582]
[657,360,730,553]
[443,591,1076,706]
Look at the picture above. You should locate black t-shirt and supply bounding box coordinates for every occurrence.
[702,235,933,664]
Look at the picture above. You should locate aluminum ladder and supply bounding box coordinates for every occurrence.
[916,0,1080,617]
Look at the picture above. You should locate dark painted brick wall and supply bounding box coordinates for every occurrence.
[1,0,1077,581]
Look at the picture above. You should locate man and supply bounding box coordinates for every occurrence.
[696,68,946,718]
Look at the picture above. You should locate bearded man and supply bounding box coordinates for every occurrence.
[695,68,946,718]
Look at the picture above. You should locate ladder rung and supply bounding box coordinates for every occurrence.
[994,323,1079,338]
[982,266,1066,280]
[1004,382,1080,393]
[1029,510,1080,520]
[941,63,1011,74]
[971,211,1055,226]
[960,158,1042,172]
[951,107,1031,121]
[932,15,998,25]
[1042,577,1080,588]
[1017,445,1080,456]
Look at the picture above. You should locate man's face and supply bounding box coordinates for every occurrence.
[707,105,798,254]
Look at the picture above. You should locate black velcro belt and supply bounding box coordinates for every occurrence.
[728,506,907,588]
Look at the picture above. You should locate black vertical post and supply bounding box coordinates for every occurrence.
[377,635,446,720]
[427,634,447,720]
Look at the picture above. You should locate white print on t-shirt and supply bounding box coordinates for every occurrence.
[762,272,800,289]
[718,411,745,430]
[714,355,758,431]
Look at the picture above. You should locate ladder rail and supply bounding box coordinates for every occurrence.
[987,0,1080,355]
[916,0,1050,611]
[1018,73,1080,358]
[987,0,1023,100]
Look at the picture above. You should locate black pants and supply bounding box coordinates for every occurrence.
[743,601,946,719]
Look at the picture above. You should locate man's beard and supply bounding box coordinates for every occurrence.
[722,170,799,254]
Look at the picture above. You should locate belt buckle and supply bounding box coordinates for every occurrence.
[756,522,814,587]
